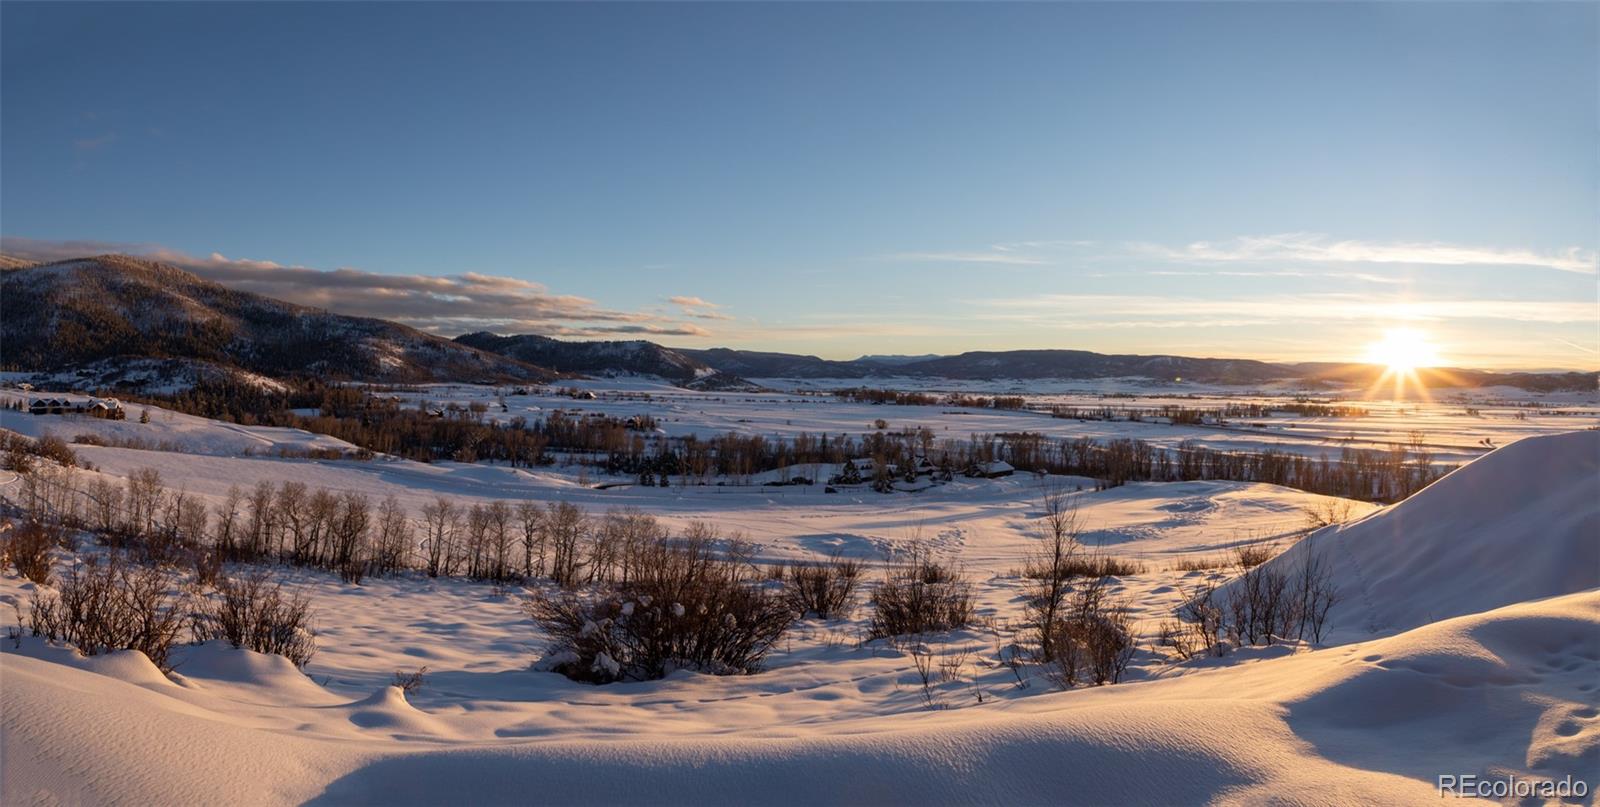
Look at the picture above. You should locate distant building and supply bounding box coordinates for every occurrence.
[847,457,899,475]
[28,397,124,419]
[968,460,1015,479]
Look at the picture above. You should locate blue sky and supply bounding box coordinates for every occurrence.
[3,2,1595,368]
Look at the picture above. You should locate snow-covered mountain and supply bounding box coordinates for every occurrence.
[0,255,556,386]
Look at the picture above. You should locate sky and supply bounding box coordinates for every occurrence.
[2,2,1595,369]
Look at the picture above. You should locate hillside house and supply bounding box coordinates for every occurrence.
[28,397,125,419]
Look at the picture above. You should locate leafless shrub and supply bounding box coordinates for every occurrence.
[1022,554,1145,580]
[1171,555,1228,572]
[187,545,225,588]
[1221,537,1340,648]
[27,556,188,671]
[192,571,318,668]
[905,637,941,709]
[33,435,78,468]
[783,554,863,620]
[938,644,972,683]
[1176,581,1225,657]
[1290,536,1340,645]
[868,550,974,640]
[527,533,795,683]
[1303,500,1355,531]
[1156,619,1195,660]
[996,639,1029,689]
[393,666,429,693]
[1225,558,1291,646]
[1042,575,1136,687]
[5,519,60,585]
[1231,543,1276,570]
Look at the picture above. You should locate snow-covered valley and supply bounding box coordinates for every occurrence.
[1,383,1596,805]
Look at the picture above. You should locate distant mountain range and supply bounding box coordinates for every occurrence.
[2,254,1593,393]
[453,332,755,391]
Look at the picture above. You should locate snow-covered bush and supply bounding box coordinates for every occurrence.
[25,555,188,671]
[527,534,795,683]
[192,571,318,668]
[867,552,974,639]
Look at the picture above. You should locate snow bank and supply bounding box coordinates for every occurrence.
[14,592,1591,805]
[1231,430,1600,639]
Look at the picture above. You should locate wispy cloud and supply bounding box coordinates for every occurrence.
[667,295,735,320]
[978,293,1597,327]
[888,233,1595,275]
[884,251,1051,266]
[1130,233,1597,275]
[0,236,719,339]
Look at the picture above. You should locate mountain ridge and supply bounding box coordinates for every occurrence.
[0,255,557,386]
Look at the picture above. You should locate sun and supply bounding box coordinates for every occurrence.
[1364,328,1440,372]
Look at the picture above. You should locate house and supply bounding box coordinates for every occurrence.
[28,396,125,419]
[847,457,899,475]
[83,398,126,420]
[968,460,1015,479]
[29,397,68,415]
[911,456,937,477]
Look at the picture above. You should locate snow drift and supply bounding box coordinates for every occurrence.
[1228,429,1600,639]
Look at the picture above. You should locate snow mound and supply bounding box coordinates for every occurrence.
[1237,430,1600,640]
[169,642,343,706]
[342,686,455,739]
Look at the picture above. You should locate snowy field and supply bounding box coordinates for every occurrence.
[392,377,1597,465]
[1,382,1596,805]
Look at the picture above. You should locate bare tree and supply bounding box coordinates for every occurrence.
[517,500,543,579]
[420,497,459,578]
[1024,483,1083,662]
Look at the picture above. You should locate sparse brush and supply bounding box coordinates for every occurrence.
[1171,555,1228,572]
[27,555,188,672]
[1303,500,1356,531]
[1231,543,1276,570]
[868,552,974,640]
[1023,554,1145,580]
[192,571,318,668]
[393,666,429,693]
[527,533,795,683]
[1041,576,1136,688]
[5,519,59,585]
[783,555,863,620]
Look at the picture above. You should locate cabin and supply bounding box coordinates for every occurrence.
[911,456,937,477]
[968,460,1015,479]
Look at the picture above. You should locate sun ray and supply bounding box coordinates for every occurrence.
[1362,328,1440,401]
